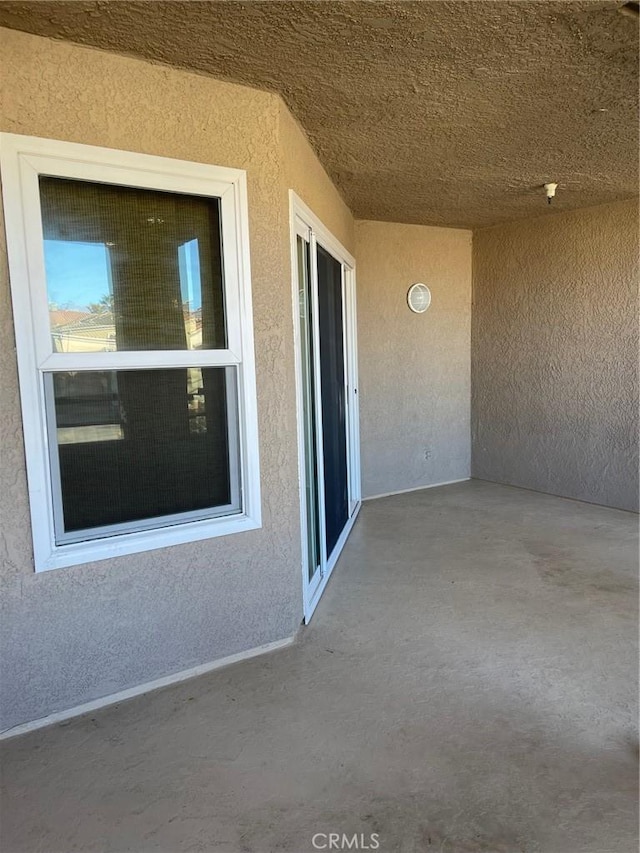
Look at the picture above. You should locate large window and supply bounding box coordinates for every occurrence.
[1,134,260,571]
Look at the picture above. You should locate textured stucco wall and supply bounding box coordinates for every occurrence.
[279,103,354,253]
[356,221,472,498]
[472,200,639,512]
[0,28,354,730]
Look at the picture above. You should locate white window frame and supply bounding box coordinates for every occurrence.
[0,133,261,572]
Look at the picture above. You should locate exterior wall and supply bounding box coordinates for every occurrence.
[278,104,354,252]
[356,221,472,498]
[0,28,354,730]
[472,200,639,512]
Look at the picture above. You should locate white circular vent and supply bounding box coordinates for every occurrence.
[407,282,431,314]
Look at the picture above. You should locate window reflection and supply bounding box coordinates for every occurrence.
[52,368,218,444]
[46,240,116,353]
[54,371,122,444]
[178,239,204,351]
[40,177,226,352]
[49,367,237,534]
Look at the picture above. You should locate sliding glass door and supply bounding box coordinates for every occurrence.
[292,196,360,622]
[316,245,349,558]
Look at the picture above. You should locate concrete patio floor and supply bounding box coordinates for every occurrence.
[1,480,637,853]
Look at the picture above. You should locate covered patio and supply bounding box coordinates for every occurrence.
[0,4,638,851]
[2,481,637,852]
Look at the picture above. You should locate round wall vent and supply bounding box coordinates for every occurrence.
[407,282,431,314]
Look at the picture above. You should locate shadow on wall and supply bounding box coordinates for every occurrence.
[472,199,639,513]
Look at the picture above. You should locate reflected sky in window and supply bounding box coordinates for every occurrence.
[45,238,204,312]
[178,239,203,310]
[44,239,113,311]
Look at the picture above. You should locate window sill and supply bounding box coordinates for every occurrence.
[35,512,262,573]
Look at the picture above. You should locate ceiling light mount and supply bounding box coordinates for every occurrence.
[544,182,558,205]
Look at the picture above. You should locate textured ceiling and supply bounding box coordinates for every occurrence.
[0,1,638,227]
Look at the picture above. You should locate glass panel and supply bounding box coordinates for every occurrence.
[47,367,239,541]
[40,177,226,352]
[317,245,349,558]
[297,236,321,582]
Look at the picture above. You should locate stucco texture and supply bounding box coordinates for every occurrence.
[356,221,472,498]
[279,103,354,253]
[0,1,636,228]
[472,199,639,512]
[0,27,355,730]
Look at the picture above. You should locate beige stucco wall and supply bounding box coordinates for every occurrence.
[472,200,639,511]
[0,28,355,730]
[356,221,472,498]
[278,104,354,253]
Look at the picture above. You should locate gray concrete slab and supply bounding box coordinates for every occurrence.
[1,481,637,853]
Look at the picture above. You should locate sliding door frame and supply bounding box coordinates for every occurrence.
[289,191,361,623]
